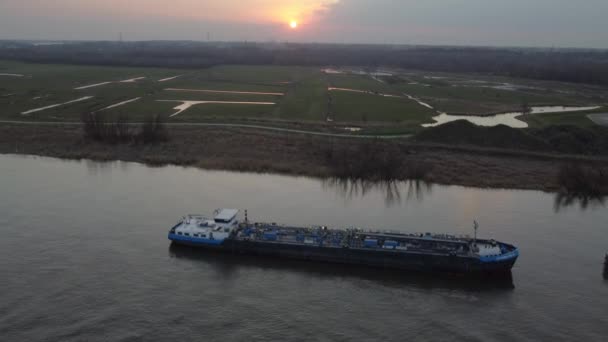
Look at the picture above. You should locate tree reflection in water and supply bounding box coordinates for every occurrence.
[322,178,433,206]
[553,193,606,212]
[603,254,608,280]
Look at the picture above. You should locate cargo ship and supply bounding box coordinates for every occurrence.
[167,209,519,274]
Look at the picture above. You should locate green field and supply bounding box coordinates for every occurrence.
[1,60,607,133]
[520,107,607,128]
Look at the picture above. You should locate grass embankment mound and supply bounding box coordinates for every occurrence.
[2,122,608,196]
[415,120,608,155]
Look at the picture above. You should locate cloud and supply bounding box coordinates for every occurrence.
[309,0,608,46]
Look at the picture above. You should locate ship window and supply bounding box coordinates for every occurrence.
[184,233,190,236]
[178,232,183,235]
[201,234,206,238]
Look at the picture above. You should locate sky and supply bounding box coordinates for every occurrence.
[0,0,607,48]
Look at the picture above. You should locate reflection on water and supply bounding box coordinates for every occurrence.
[322,177,605,212]
[604,255,608,280]
[322,178,433,206]
[168,244,514,292]
[553,193,606,212]
[85,159,132,175]
[71,157,608,213]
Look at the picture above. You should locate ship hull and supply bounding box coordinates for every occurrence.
[168,234,517,274]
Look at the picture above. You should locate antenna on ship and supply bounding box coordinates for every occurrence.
[473,220,479,244]
[245,210,248,225]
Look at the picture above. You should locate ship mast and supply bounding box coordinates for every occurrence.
[474,220,479,244]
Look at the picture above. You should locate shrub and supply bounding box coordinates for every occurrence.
[138,114,169,144]
[81,112,169,144]
[81,112,133,143]
[321,139,432,181]
[557,163,608,196]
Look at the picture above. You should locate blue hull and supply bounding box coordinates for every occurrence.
[168,233,225,247]
[169,234,518,274]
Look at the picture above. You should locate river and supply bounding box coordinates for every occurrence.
[1,154,607,341]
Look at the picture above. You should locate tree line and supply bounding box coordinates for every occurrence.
[2,41,608,85]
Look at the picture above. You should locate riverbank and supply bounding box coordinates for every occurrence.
[2,123,608,193]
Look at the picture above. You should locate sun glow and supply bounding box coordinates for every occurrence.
[290,20,298,29]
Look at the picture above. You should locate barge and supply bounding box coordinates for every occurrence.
[168,209,519,274]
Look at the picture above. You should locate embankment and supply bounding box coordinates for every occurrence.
[1,122,608,194]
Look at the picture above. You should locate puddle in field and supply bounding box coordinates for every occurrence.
[21,96,94,115]
[75,82,112,90]
[328,87,401,98]
[322,68,343,74]
[524,106,599,115]
[119,77,146,83]
[587,113,608,126]
[165,88,284,96]
[323,68,393,78]
[158,76,182,82]
[423,106,601,128]
[97,97,141,112]
[157,100,276,117]
[75,77,146,90]
[403,94,435,109]
[407,82,432,87]
[0,73,25,77]
[488,83,541,91]
[423,112,529,128]
[371,72,393,77]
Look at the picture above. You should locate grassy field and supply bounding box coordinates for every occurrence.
[330,91,435,124]
[1,60,607,133]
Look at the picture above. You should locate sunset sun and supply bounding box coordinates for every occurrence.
[290,20,298,29]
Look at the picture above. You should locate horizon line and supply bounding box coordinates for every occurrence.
[1,38,607,51]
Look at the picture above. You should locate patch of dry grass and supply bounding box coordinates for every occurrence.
[2,123,608,194]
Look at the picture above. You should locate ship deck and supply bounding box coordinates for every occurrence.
[235,224,481,257]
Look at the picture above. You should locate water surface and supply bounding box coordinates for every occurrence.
[1,155,607,341]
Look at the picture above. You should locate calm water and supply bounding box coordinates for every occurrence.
[1,154,607,341]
